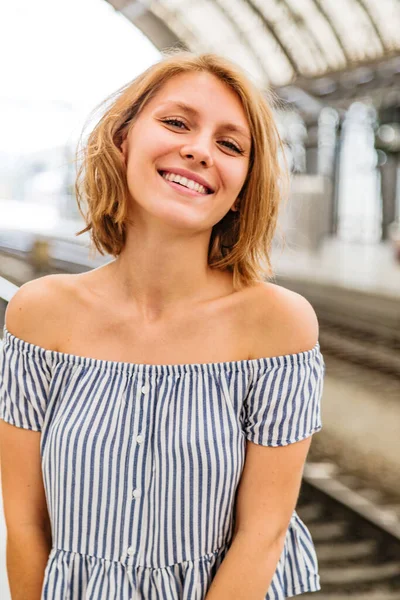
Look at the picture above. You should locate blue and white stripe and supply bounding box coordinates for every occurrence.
[0,325,325,599]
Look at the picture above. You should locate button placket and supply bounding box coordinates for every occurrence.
[141,383,150,394]
[132,376,148,524]
[132,488,141,499]
[125,374,152,572]
[136,378,147,478]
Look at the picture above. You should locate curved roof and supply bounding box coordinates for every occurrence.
[107,0,400,91]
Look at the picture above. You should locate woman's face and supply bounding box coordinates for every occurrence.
[120,71,251,231]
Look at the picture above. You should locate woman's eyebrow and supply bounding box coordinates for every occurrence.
[157,100,251,141]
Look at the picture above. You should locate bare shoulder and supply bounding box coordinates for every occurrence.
[5,273,79,349]
[247,281,319,359]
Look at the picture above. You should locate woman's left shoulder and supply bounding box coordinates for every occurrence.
[246,281,319,359]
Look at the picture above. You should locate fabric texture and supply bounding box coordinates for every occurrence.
[0,325,325,599]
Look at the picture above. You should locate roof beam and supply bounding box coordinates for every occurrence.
[353,0,388,53]
[283,55,400,112]
[310,0,352,65]
[106,0,184,50]
[211,0,270,86]
[242,0,300,76]
[279,0,332,71]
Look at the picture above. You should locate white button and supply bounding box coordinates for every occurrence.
[127,546,135,556]
[152,464,156,471]
[136,434,144,444]
[132,488,141,498]
[167,375,173,382]
[141,384,149,394]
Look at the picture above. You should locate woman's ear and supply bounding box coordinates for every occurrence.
[231,198,240,212]
[120,137,128,165]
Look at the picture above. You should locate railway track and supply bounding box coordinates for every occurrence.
[278,275,400,379]
[318,324,400,379]
[299,461,400,599]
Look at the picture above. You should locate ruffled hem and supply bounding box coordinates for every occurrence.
[41,514,319,600]
[277,512,321,598]
[41,547,224,600]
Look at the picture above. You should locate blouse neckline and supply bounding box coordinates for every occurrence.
[2,325,321,375]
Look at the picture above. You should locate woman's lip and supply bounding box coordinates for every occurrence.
[158,172,213,198]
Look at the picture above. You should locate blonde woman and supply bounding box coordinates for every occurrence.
[0,51,325,599]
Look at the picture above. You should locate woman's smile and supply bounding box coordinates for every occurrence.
[158,169,214,200]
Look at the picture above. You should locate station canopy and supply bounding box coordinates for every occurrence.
[107,0,400,94]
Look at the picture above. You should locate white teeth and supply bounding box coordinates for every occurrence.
[161,171,209,194]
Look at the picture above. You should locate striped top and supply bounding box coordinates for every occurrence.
[0,325,325,600]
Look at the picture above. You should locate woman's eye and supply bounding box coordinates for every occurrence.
[162,118,187,129]
[220,140,244,154]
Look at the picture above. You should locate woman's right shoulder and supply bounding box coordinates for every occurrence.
[5,273,78,350]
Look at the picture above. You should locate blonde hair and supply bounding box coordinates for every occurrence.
[75,49,288,290]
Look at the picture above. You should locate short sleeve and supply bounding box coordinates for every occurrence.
[243,344,325,447]
[0,334,51,431]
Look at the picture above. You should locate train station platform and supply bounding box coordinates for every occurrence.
[272,236,400,300]
[1,220,400,297]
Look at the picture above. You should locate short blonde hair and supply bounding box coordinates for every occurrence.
[75,49,288,290]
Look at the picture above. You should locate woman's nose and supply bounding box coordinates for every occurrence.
[179,140,214,167]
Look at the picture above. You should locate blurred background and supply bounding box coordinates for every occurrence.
[1,0,400,598]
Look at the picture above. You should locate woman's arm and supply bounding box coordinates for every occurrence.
[204,529,287,599]
[0,280,57,598]
[205,436,313,599]
[0,420,52,600]
[6,524,52,600]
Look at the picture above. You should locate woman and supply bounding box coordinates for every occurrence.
[0,51,325,599]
